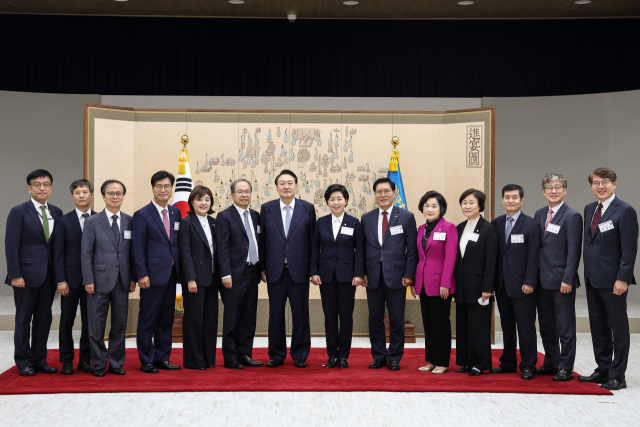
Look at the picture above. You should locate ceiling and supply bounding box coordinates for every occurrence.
[0,0,639,20]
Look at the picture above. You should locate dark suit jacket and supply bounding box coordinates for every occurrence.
[132,202,181,286]
[454,216,498,304]
[215,205,262,285]
[583,197,638,289]
[260,198,316,284]
[492,212,540,299]
[53,209,97,289]
[535,203,583,290]
[178,214,217,288]
[5,200,63,287]
[310,213,365,283]
[361,205,418,290]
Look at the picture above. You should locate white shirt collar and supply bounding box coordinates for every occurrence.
[332,212,345,224]
[76,208,91,218]
[548,201,564,214]
[151,199,169,215]
[105,209,120,220]
[31,198,48,210]
[280,198,296,211]
[195,213,209,224]
[234,203,250,217]
[466,216,481,228]
[378,206,393,216]
[598,194,615,208]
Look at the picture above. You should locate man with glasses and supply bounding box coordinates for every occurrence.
[132,171,182,373]
[578,167,637,391]
[5,169,63,376]
[534,174,582,382]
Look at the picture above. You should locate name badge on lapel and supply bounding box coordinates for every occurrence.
[511,234,524,244]
[257,225,261,234]
[124,230,132,239]
[467,232,479,242]
[390,225,403,235]
[598,220,614,233]
[174,222,180,231]
[546,224,560,234]
[433,232,446,241]
[341,226,354,236]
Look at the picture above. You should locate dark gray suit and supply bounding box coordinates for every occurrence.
[81,210,133,370]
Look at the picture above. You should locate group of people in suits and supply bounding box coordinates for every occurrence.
[4,167,636,391]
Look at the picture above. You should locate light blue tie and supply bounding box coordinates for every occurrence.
[285,205,292,237]
[244,211,259,265]
[505,216,513,243]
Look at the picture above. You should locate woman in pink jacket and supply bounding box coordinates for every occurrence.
[412,191,458,374]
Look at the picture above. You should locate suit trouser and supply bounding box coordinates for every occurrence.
[536,286,577,371]
[419,287,452,367]
[456,301,493,371]
[137,268,177,365]
[267,267,311,362]
[496,287,538,372]
[182,280,219,368]
[87,277,128,370]
[319,274,357,360]
[59,284,91,364]
[366,268,406,362]
[12,269,56,369]
[586,280,630,380]
[222,264,259,362]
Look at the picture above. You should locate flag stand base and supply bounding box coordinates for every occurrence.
[172,312,184,343]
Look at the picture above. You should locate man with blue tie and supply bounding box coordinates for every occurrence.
[260,170,316,368]
[5,169,63,376]
[578,167,637,391]
[132,171,182,373]
[534,174,582,382]
[361,178,418,371]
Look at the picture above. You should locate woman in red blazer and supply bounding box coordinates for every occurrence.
[412,191,458,374]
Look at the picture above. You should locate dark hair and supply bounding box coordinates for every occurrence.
[70,179,94,194]
[324,184,349,204]
[418,191,447,218]
[187,186,214,215]
[151,170,175,187]
[100,180,126,196]
[26,169,53,185]
[373,177,396,193]
[230,178,252,193]
[589,167,617,184]
[501,184,524,198]
[275,169,298,185]
[459,188,486,213]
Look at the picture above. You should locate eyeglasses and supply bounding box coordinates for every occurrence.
[31,183,51,189]
[106,192,123,198]
[375,189,393,196]
[592,180,611,188]
[154,185,173,191]
[234,190,251,195]
[544,186,564,191]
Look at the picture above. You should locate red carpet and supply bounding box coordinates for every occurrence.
[0,348,611,395]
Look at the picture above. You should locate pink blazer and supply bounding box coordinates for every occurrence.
[414,217,458,297]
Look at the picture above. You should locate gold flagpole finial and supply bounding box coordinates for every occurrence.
[178,135,190,174]
[389,136,400,172]
[391,136,399,147]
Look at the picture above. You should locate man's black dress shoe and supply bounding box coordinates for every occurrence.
[469,368,482,376]
[553,369,574,382]
[388,361,401,371]
[60,362,74,375]
[33,364,58,374]
[490,366,517,374]
[578,371,609,384]
[456,366,471,373]
[325,358,337,369]
[521,370,534,380]
[266,359,284,368]
[224,361,244,370]
[536,366,559,376]
[108,367,125,375]
[207,365,215,369]
[338,358,349,369]
[294,360,307,368]
[184,366,206,370]
[240,355,263,367]
[154,361,181,371]
[19,366,35,377]
[93,368,106,377]
[601,379,627,391]
[77,361,93,373]
[369,359,387,369]
[140,364,159,373]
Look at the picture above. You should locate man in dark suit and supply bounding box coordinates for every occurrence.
[82,179,136,377]
[578,167,638,391]
[491,184,540,380]
[260,169,316,368]
[361,178,418,371]
[5,169,63,376]
[216,178,263,369]
[53,178,96,375]
[132,171,182,373]
[534,173,582,382]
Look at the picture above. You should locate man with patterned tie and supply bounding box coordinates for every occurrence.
[132,171,182,373]
[534,174,583,382]
[578,167,638,391]
[216,178,263,369]
[5,169,63,376]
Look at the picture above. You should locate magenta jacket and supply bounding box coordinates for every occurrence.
[414,217,458,296]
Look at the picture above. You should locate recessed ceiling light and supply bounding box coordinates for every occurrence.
[574,0,591,4]
[343,1,359,5]
[458,1,474,5]
[113,0,129,2]
[229,0,245,4]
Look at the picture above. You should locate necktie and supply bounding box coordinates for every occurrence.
[162,209,171,241]
[544,208,553,233]
[81,212,89,232]
[40,206,49,242]
[111,215,120,247]
[244,211,259,265]
[284,205,292,237]
[590,203,603,236]
[382,211,388,242]
[505,216,513,243]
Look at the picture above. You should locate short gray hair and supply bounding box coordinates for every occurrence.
[541,173,567,189]
[230,178,252,193]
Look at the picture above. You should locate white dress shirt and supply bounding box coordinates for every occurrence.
[31,198,54,237]
[151,199,169,222]
[76,208,92,232]
[196,213,214,254]
[221,204,260,280]
[377,206,393,246]
[331,212,345,240]
[459,216,480,258]
[280,198,295,264]
[591,194,616,224]
[546,201,564,224]
[105,209,121,230]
